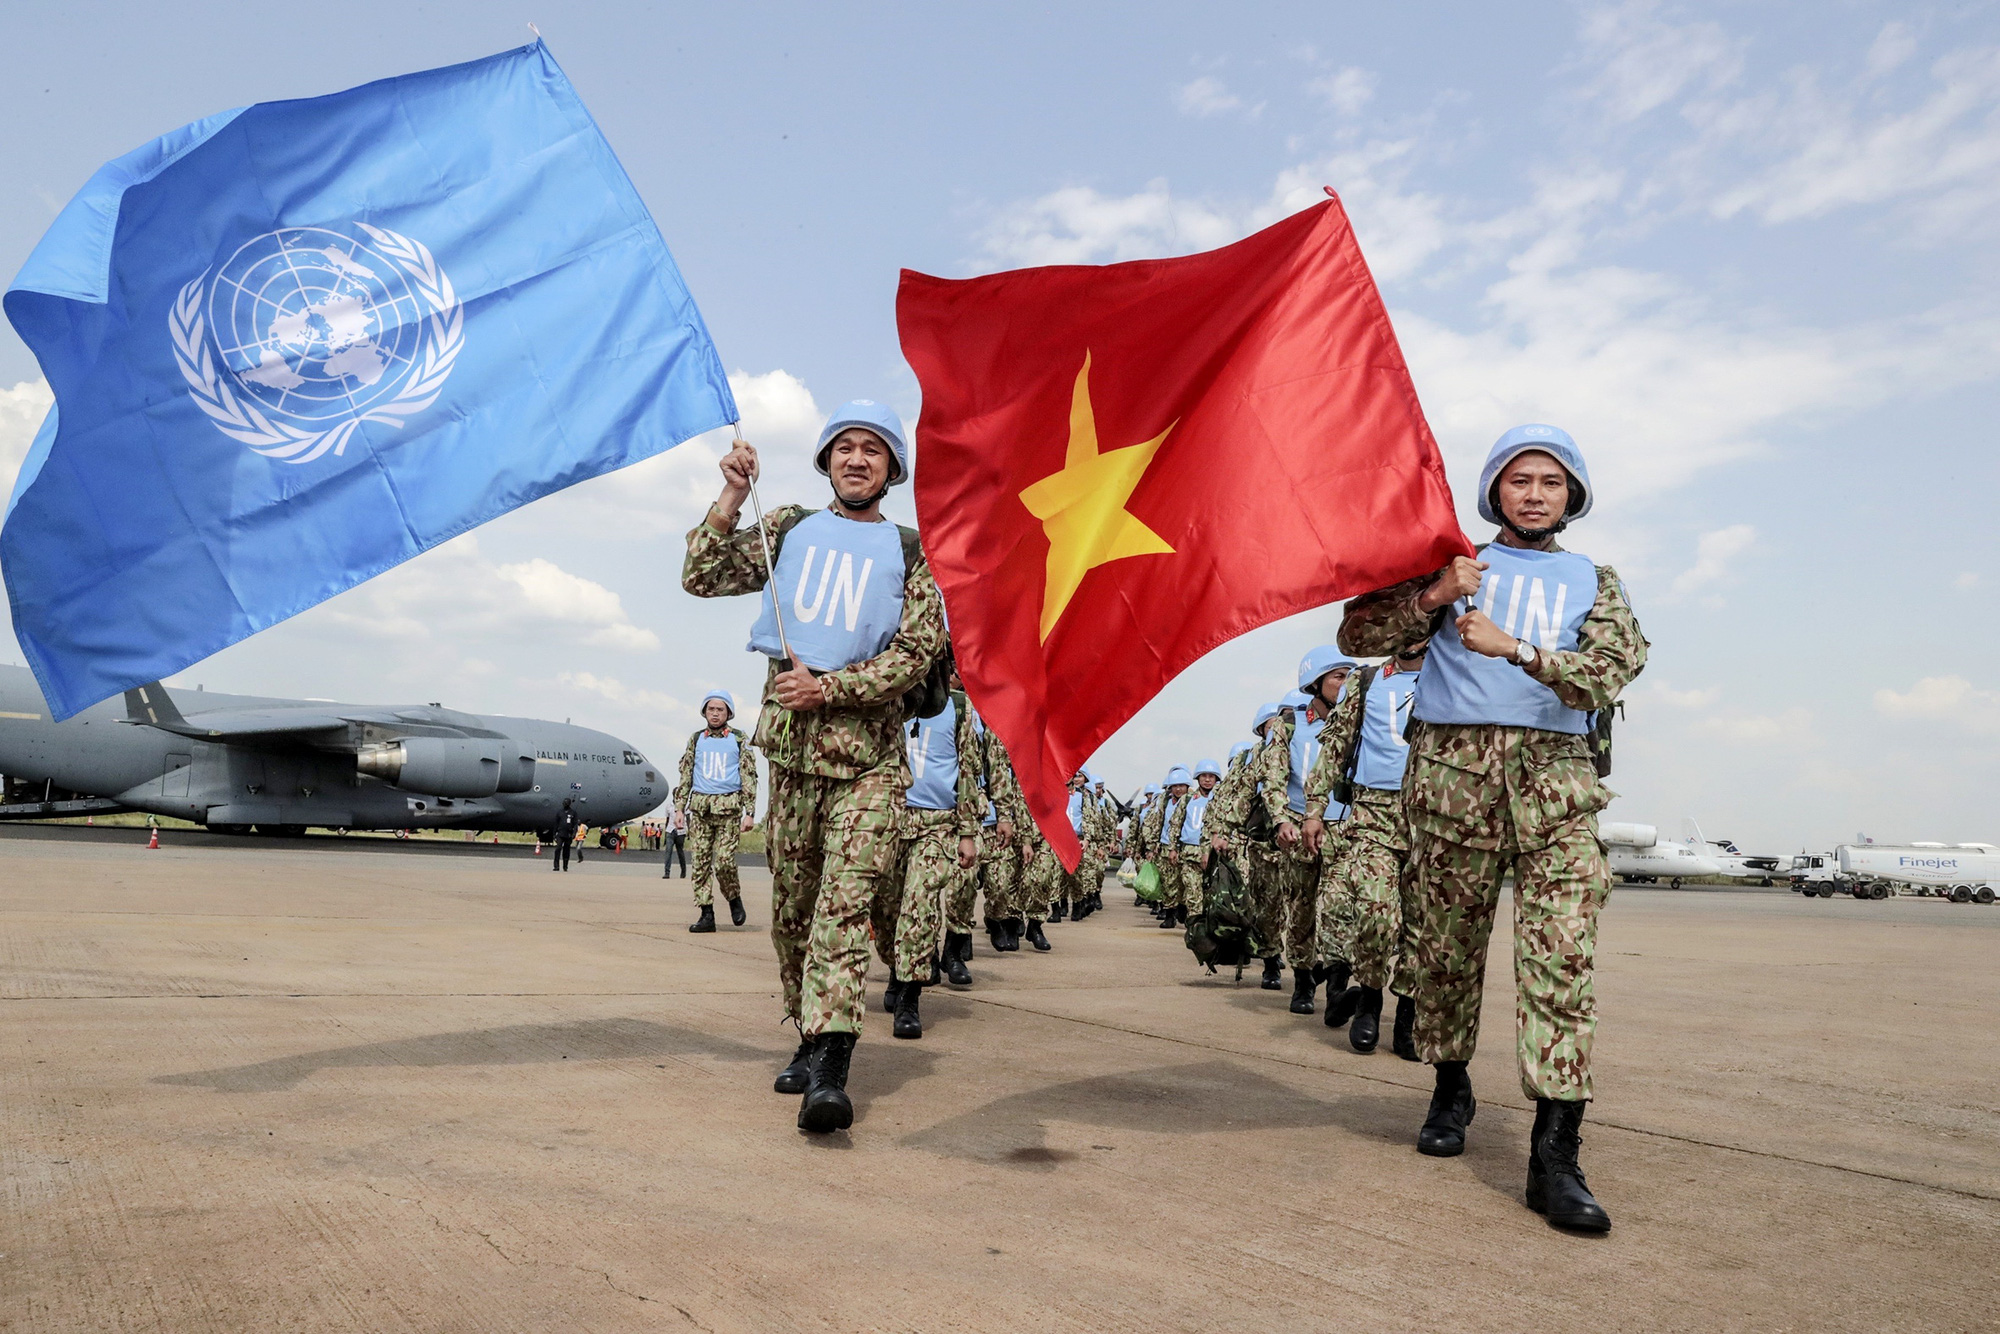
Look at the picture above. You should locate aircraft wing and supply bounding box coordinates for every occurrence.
[120,684,474,744]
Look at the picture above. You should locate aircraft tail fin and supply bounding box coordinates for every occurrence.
[1683,815,1709,849]
[123,682,187,729]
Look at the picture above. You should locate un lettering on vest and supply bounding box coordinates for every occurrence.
[1354,673,1419,791]
[1414,546,1595,734]
[1180,794,1209,843]
[747,511,905,671]
[904,699,958,810]
[1287,718,1323,815]
[692,734,741,795]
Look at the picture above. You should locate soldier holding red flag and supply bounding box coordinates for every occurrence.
[681,401,946,1136]
[1339,425,1645,1232]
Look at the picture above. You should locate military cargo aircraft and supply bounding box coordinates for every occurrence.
[0,665,659,837]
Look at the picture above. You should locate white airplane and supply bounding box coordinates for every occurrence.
[1682,818,1787,886]
[1601,821,1723,887]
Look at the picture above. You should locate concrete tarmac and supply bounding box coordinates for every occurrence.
[2,830,1994,1332]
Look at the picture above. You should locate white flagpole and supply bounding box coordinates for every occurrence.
[736,425,797,666]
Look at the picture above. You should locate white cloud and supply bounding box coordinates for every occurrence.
[558,670,691,721]
[1309,67,1376,116]
[1875,675,2000,734]
[1865,21,1919,79]
[320,534,657,653]
[1955,572,1980,591]
[1648,680,1721,709]
[975,180,1237,268]
[1669,523,1755,598]
[1174,76,1246,118]
[0,379,54,502]
[1575,0,1743,121]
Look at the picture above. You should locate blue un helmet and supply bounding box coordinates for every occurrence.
[1477,424,1593,534]
[1144,783,1161,797]
[700,689,736,719]
[1229,740,1254,763]
[1253,701,1282,733]
[1281,689,1312,713]
[1193,757,1223,780]
[816,400,910,487]
[1297,645,1358,695]
[1164,765,1193,788]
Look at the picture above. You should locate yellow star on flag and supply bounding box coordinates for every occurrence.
[1018,352,1176,642]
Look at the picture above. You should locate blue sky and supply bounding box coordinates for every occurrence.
[3,1,1997,852]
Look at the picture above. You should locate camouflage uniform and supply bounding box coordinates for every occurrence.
[1341,558,1646,1101]
[974,728,1028,929]
[1305,679,1415,994]
[1249,714,1320,969]
[873,698,982,983]
[1205,751,1276,954]
[682,503,946,1038]
[673,726,759,908]
[1147,791,1191,911]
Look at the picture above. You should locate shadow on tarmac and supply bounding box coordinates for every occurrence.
[156,1017,778,1092]
[903,1060,1423,1169]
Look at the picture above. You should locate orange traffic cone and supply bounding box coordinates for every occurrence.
[534,837,542,856]
[146,827,160,850]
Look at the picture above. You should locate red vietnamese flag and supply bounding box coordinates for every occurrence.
[896,194,1469,868]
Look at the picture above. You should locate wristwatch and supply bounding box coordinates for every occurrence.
[1512,639,1538,668]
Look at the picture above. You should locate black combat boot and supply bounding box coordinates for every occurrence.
[727,896,746,927]
[1158,906,1180,929]
[797,1033,857,1133]
[893,982,925,1039]
[1527,1099,1612,1231]
[1049,900,1067,922]
[1349,986,1384,1053]
[1025,919,1052,951]
[957,932,976,963]
[1417,1060,1476,1157]
[1323,957,1352,996]
[1289,968,1318,1014]
[943,948,972,988]
[882,980,905,1015]
[688,904,716,934]
[1002,918,1025,952]
[773,1034,813,1095]
[987,920,1007,952]
[1391,994,1418,1061]
[1260,957,1283,990]
[1323,970,1363,1029]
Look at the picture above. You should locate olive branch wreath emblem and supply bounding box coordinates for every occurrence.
[168,224,463,466]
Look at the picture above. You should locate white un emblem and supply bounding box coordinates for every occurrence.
[168,223,463,465]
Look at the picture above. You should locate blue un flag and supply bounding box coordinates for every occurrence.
[2,42,736,719]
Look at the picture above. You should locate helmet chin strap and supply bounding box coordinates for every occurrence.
[1501,514,1568,544]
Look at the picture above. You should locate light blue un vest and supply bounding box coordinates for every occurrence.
[1353,667,1421,791]
[1067,792,1084,836]
[747,509,906,671]
[1180,792,1210,844]
[692,732,742,795]
[1415,544,1596,734]
[1287,716,1324,816]
[905,696,960,811]
[970,709,998,828]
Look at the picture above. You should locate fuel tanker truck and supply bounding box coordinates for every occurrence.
[1833,843,2000,903]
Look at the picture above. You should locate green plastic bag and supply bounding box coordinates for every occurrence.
[1134,860,1163,903]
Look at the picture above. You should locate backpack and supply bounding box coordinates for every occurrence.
[1328,664,1379,808]
[768,507,953,719]
[1185,854,1257,973]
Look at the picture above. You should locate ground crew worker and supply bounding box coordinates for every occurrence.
[552,798,579,872]
[682,399,946,1136]
[675,689,759,933]
[1305,640,1429,1057]
[1253,666,1350,1014]
[1339,423,1643,1232]
[1178,759,1222,917]
[874,669,981,1037]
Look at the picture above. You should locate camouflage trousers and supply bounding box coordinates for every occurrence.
[946,834,982,935]
[979,829,1021,924]
[1243,842,1282,958]
[873,807,956,984]
[1312,826,1357,965]
[766,762,903,1038]
[1408,816,1612,1102]
[1330,836,1417,995]
[1022,840,1060,921]
[1176,848,1207,916]
[684,793,744,907]
[1270,837,1322,968]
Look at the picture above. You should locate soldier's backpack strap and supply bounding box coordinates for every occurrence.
[1330,664,1379,808]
